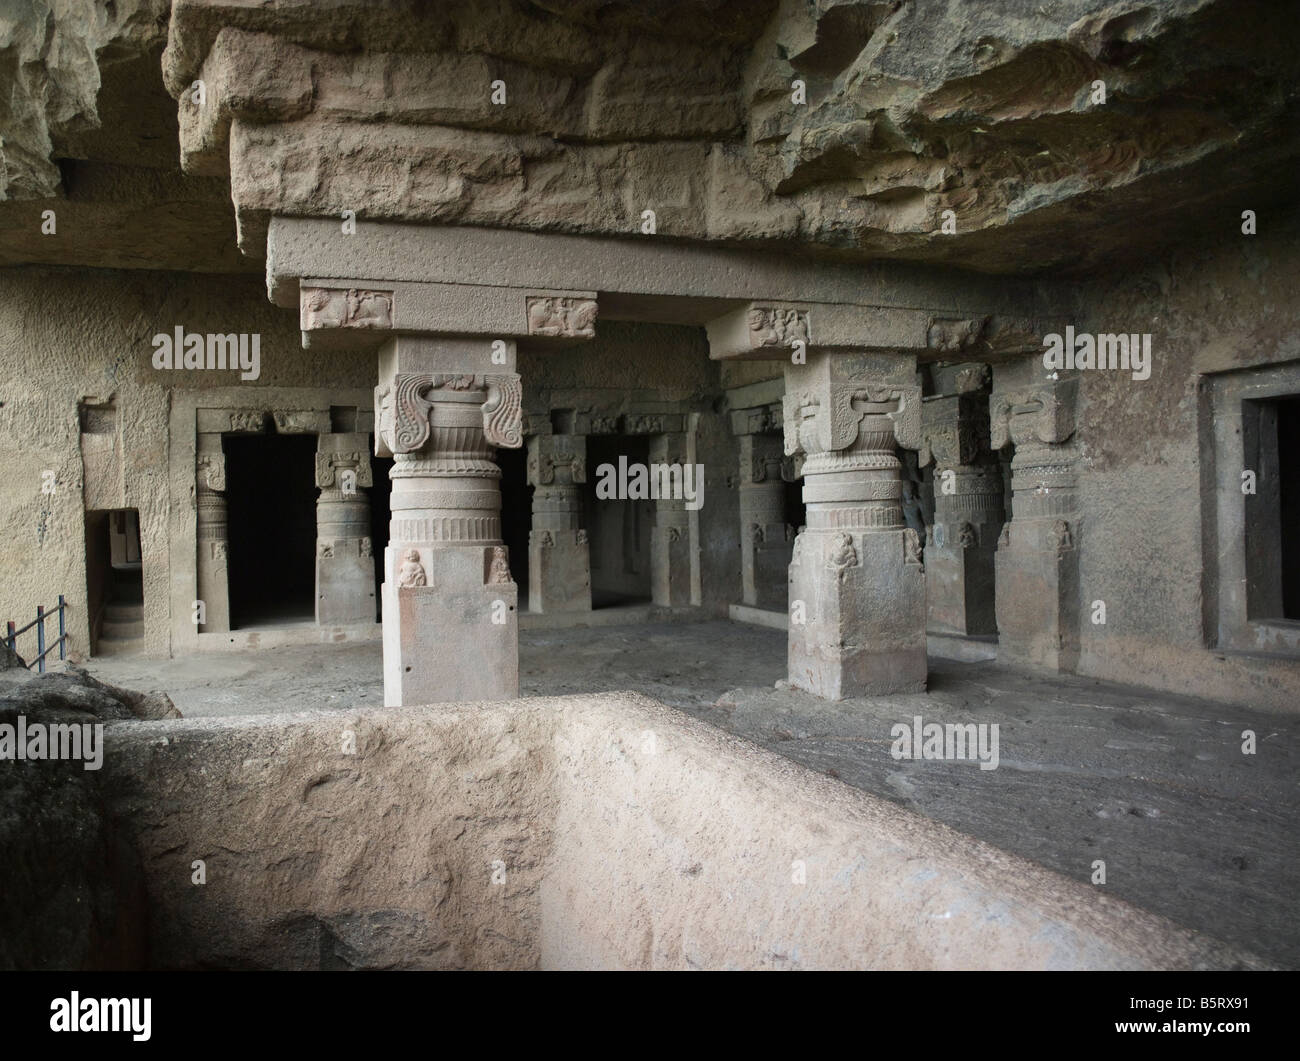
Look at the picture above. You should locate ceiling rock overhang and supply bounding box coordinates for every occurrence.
[3,0,1299,276]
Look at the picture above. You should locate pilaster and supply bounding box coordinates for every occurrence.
[194,435,230,633]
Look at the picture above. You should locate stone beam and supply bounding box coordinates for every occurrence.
[299,280,598,351]
[784,350,926,699]
[267,218,1046,325]
[706,301,926,360]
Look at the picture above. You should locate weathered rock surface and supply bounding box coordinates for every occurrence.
[0,665,168,970]
[97,692,1267,970]
[3,0,1297,273]
[1,664,180,721]
[0,0,169,200]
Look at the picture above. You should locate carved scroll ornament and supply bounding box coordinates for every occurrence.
[378,373,524,454]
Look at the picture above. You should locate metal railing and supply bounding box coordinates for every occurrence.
[5,595,68,674]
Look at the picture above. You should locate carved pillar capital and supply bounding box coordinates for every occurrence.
[375,372,523,457]
[196,451,226,493]
[781,351,927,697]
[989,377,1078,452]
[314,433,374,489]
[527,433,586,487]
[783,353,921,459]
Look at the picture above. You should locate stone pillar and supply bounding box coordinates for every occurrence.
[195,437,230,632]
[918,364,1004,636]
[375,337,523,705]
[526,432,592,613]
[991,369,1080,671]
[649,432,693,607]
[733,405,793,610]
[784,351,926,698]
[314,433,375,625]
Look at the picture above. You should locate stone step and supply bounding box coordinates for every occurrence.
[100,617,143,640]
[94,636,144,658]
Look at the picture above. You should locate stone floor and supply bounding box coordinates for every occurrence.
[84,618,1300,969]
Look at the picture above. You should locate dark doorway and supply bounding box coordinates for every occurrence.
[369,452,393,623]
[85,508,143,655]
[1279,398,1300,619]
[584,434,653,606]
[498,445,531,602]
[784,473,806,532]
[224,431,318,628]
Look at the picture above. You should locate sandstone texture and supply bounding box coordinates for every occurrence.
[80,691,1268,969]
[0,665,170,969]
[4,1,1298,272]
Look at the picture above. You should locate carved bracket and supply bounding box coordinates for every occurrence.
[526,296,597,339]
[314,451,374,489]
[927,317,989,353]
[785,380,920,456]
[749,306,811,349]
[196,453,226,492]
[302,287,394,331]
[527,436,587,485]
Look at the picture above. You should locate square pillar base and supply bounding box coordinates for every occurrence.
[316,543,376,625]
[528,534,592,613]
[382,546,519,706]
[926,541,998,636]
[995,521,1079,672]
[788,528,927,699]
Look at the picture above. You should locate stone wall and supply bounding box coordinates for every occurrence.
[0,267,370,660]
[1066,215,1300,710]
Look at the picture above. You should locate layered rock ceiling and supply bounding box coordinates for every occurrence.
[3,0,1298,275]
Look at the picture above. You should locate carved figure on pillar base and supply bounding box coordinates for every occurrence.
[488,546,512,585]
[397,549,427,588]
